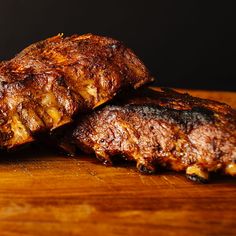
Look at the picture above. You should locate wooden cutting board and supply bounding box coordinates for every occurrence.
[0,88,235,236]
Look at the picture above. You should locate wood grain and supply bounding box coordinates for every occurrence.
[0,89,236,236]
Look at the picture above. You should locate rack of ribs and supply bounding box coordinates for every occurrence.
[0,34,153,149]
[71,88,236,182]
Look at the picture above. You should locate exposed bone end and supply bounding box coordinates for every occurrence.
[137,162,156,174]
[20,108,45,132]
[186,165,209,183]
[93,97,110,109]
[47,107,62,126]
[7,114,34,148]
[225,163,236,176]
[94,149,113,166]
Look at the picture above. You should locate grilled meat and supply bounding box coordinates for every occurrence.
[71,88,236,182]
[0,34,153,149]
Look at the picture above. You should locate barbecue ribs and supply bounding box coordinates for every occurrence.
[71,88,236,182]
[0,34,153,149]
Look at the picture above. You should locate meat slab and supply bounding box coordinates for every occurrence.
[0,34,153,149]
[71,88,236,182]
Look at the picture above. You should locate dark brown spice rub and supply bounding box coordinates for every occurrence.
[71,88,236,182]
[0,34,153,149]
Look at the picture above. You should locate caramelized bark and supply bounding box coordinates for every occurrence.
[0,34,153,149]
[72,88,236,182]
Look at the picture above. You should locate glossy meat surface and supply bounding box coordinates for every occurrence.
[72,88,236,182]
[0,34,153,149]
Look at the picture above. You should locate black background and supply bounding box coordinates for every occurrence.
[0,0,235,91]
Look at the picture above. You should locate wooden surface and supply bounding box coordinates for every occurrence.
[0,89,236,236]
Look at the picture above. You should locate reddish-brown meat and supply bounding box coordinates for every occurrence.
[71,88,236,182]
[0,34,153,149]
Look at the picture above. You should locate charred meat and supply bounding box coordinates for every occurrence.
[71,88,236,182]
[0,34,153,149]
